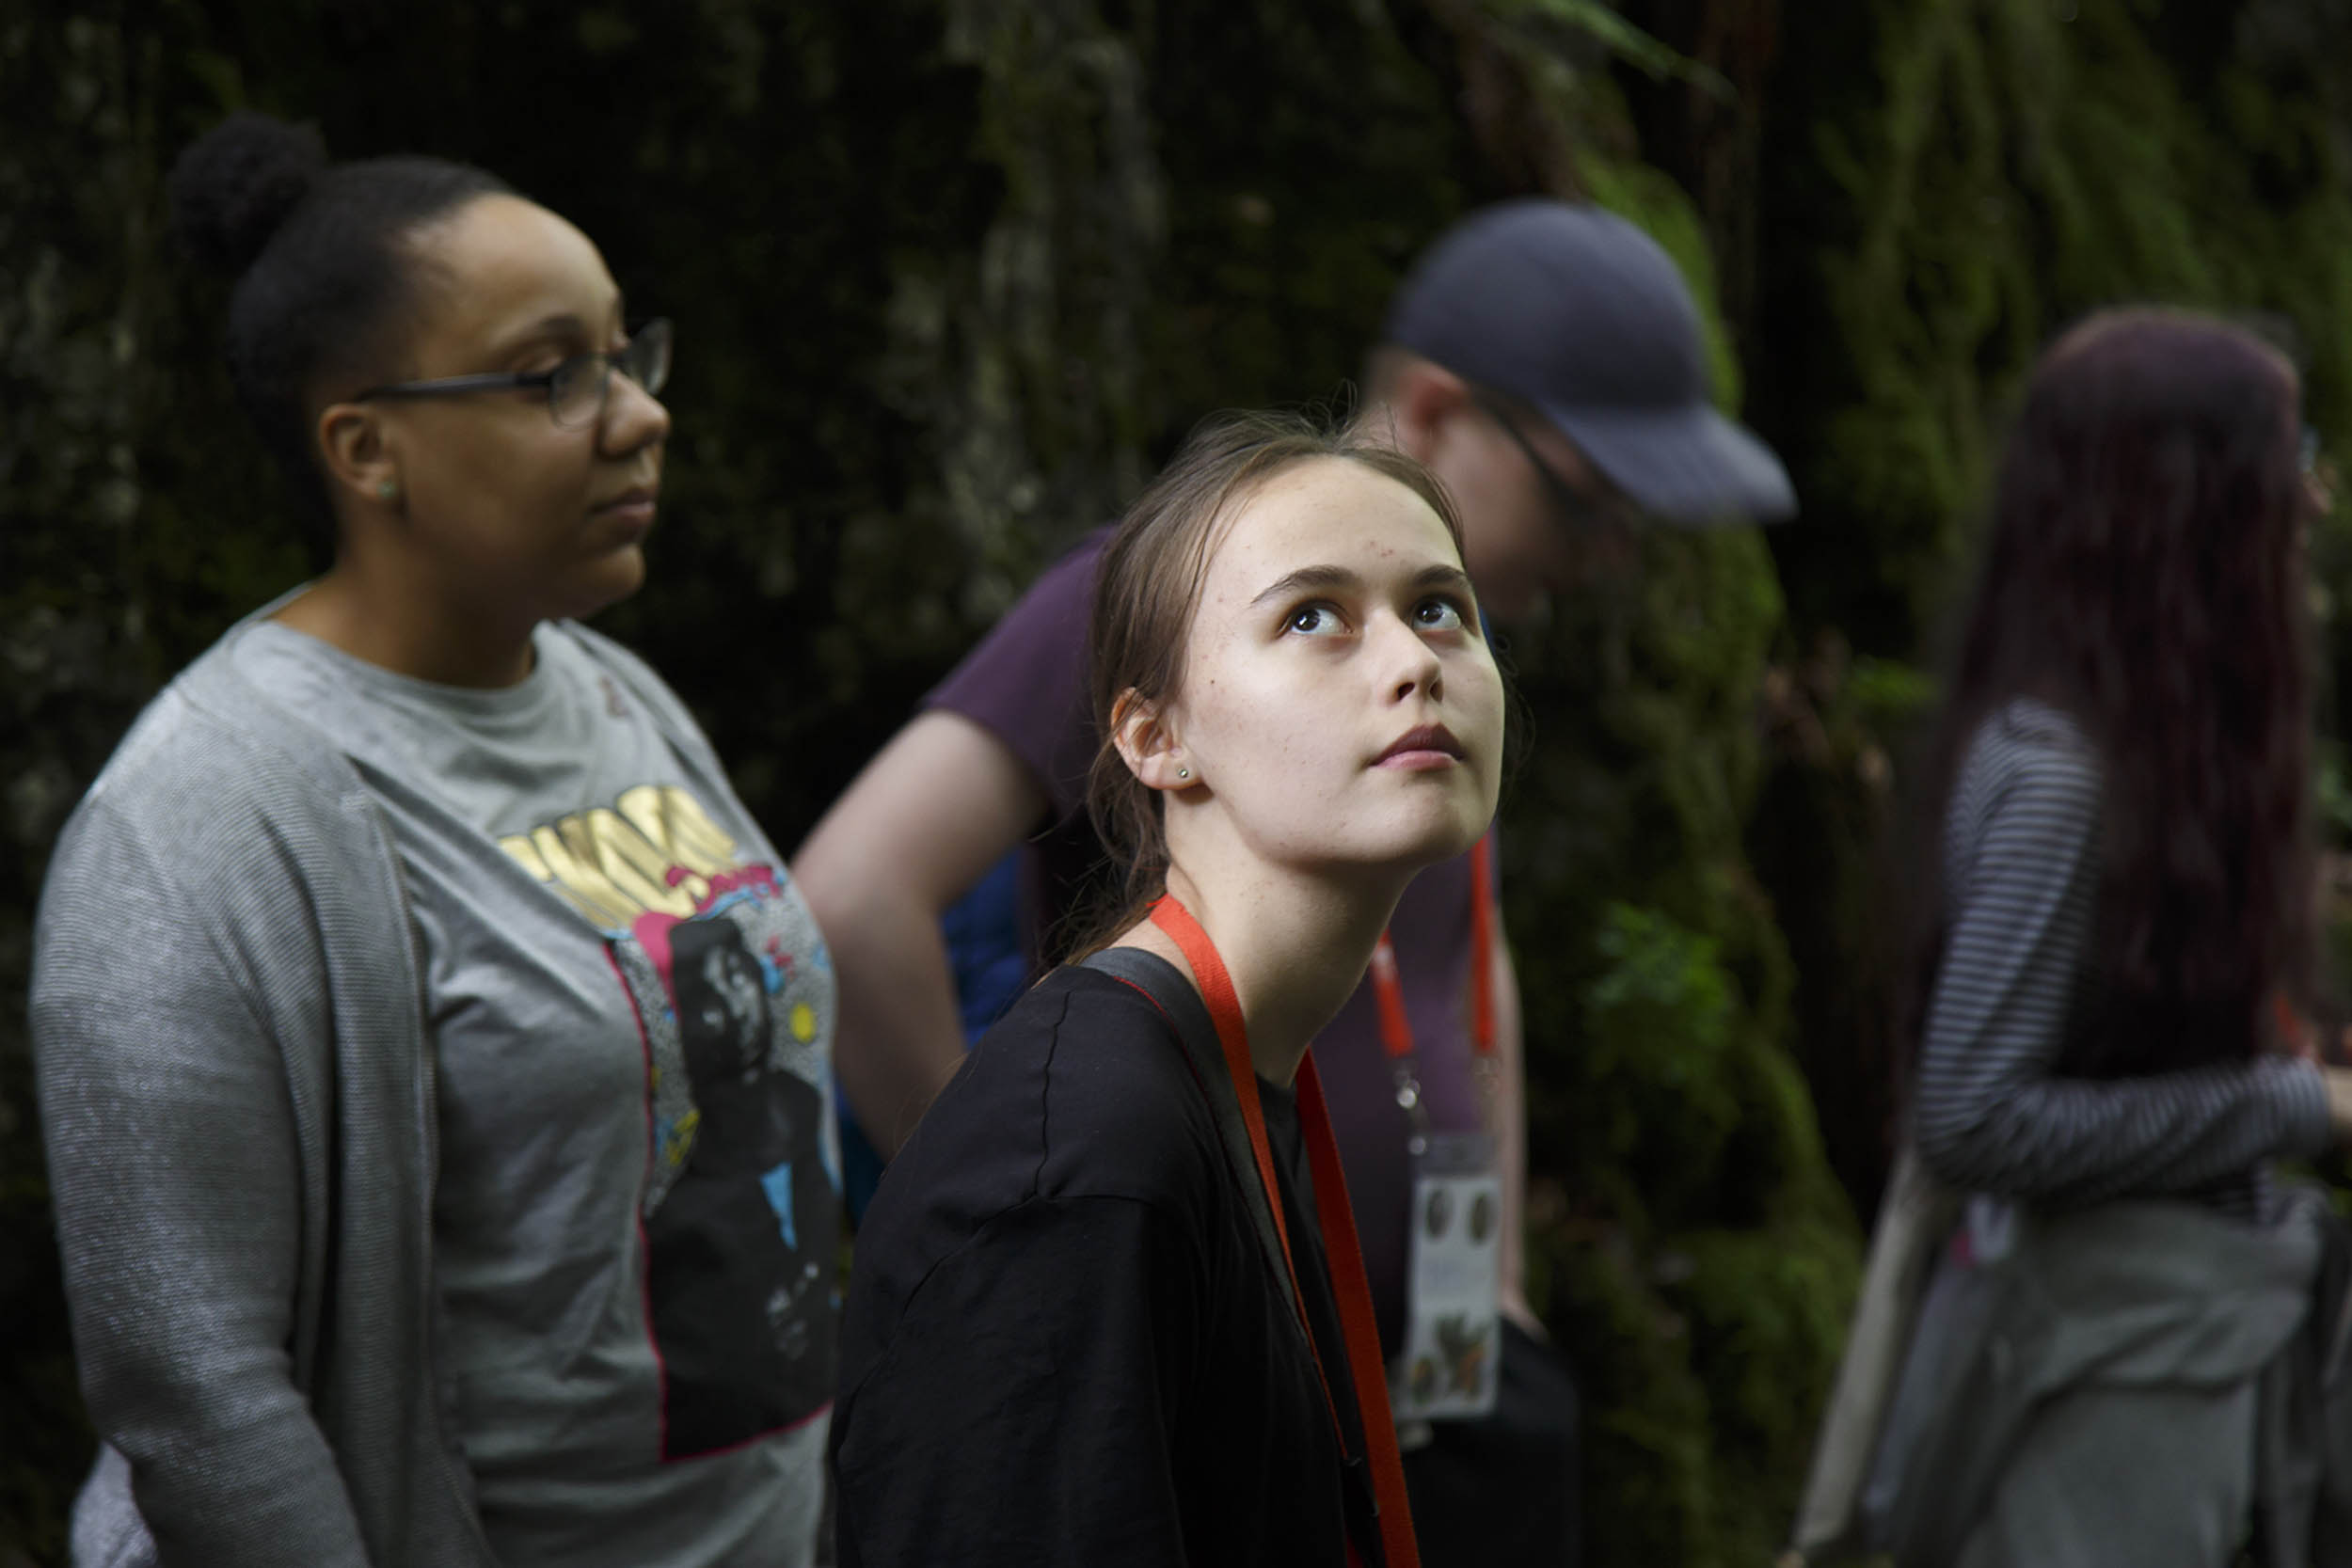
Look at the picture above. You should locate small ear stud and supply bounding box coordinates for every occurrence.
[1176,768,1190,781]
[377,480,399,501]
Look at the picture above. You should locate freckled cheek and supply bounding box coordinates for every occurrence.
[1196,686,1329,791]
[1456,660,1508,770]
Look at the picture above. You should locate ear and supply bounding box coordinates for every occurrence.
[1381,358,1472,466]
[317,401,403,511]
[1110,688,1196,793]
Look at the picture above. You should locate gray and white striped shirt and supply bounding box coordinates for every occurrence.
[1913,698,2330,1218]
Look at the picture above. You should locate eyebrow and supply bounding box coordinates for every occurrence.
[486,296,627,357]
[1248,561,1473,608]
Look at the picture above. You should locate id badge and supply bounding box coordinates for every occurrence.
[1389,1130,1502,1422]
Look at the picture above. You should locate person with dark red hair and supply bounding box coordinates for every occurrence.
[1866,309,2352,1567]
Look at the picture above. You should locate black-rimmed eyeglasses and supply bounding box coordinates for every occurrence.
[355,317,673,429]
[1474,391,1630,534]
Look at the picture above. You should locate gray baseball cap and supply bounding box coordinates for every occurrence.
[1383,199,1796,524]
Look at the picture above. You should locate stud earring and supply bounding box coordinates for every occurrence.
[376,479,399,501]
[1176,767,1190,781]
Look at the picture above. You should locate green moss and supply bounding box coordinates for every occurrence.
[1675,1215,1857,1549]
[1765,0,2352,654]
[1581,154,1744,409]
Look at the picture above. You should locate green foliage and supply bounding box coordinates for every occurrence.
[1489,0,1735,98]
[1759,0,2352,659]
[1845,657,1938,730]
[1491,277,1854,1556]
[1677,1213,1858,1550]
[1581,905,1742,1212]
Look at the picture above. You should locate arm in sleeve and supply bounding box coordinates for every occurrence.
[800,535,1103,1156]
[794,711,1048,1155]
[1911,738,2330,1204]
[833,1196,1201,1568]
[32,800,373,1566]
[921,531,1104,821]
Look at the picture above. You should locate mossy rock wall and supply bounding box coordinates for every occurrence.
[1752,0,2352,655]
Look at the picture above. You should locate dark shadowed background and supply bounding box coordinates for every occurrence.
[12,2,2352,1562]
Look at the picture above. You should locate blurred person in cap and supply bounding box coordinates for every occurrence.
[794,198,1793,1566]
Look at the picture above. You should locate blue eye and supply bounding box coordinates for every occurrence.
[1414,597,1469,631]
[1286,604,1344,636]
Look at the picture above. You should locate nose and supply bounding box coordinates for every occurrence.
[599,369,671,457]
[1375,610,1444,705]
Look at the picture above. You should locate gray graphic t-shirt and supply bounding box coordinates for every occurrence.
[236,619,836,1568]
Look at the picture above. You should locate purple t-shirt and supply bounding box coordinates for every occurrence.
[926,531,1485,1353]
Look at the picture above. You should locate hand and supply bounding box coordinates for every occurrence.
[1499,1284,1547,1341]
[2324,1066,2352,1141]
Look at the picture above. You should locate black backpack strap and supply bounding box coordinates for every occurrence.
[1078,946,1305,1328]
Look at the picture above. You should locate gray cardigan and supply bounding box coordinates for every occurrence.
[32,618,716,1567]
[1881,1194,2323,1568]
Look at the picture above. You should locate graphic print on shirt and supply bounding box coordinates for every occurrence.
[501,784,840,1460]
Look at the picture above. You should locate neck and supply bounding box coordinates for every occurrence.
[275,561,538,688]
[1119,859,1407,1086]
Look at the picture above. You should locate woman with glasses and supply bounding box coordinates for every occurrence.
[31,113,840,1567]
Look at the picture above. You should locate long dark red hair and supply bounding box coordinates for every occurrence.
[1907,309,2314,1078]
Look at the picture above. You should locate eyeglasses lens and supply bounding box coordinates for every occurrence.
[548,320,674,428]
[549,361,601,427]
[626,320,673,397]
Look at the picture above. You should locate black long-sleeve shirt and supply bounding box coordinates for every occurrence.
[831,962,1380,1567]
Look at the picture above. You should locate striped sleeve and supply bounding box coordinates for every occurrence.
[1911,701,2330,1207]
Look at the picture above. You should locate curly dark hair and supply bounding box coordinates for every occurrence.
[1906,308,2314,1080]
[167,112,512,565]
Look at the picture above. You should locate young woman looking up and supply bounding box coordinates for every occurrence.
[1881,309,2352,1565]
[830,413,1508,1567]
[33,115,841,1566]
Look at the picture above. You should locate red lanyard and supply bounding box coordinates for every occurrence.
[1149,895,1421,1568]
[1371,832,1498,1062]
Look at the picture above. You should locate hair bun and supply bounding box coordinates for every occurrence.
[167,112,329,277]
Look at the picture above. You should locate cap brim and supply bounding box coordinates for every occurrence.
[1540,400,1796,526]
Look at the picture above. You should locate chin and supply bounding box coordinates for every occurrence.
[561,550,649,620]
[1418,815,1490,865]
[1353,801,1491,874]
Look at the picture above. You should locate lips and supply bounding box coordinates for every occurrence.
[1375,724,1467,765]
[591,483,659,515]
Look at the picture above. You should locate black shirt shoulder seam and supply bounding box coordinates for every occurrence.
[1027,976,1077,1201]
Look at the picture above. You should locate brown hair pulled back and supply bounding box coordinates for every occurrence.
[1076,409,1466,953]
